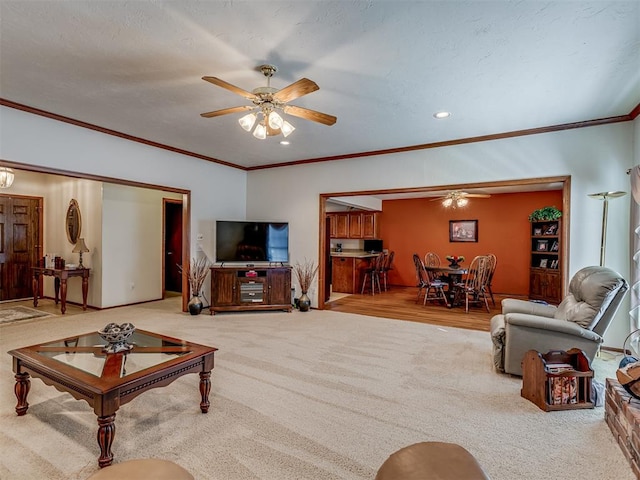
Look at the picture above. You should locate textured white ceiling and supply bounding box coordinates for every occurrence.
[1,1,638,169]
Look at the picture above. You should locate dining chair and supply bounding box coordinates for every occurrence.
[424,252,444,281]
[413,253,449,306]
[380,251,395,291]
[424,252,441,267]
[485,253,497,306]
[361,252,385,295]
[452,255,491,313]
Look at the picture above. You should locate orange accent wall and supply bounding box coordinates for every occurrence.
[379,191,563,296]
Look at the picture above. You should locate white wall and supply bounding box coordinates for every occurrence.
[101,184,182,307]
[246,122,635,348]
[1,106,248,307]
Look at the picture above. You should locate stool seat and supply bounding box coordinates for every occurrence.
[86,459,194,480]
[375,442,490,480]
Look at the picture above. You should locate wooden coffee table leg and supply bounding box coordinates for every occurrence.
[97,414,116,468]
[14,372,30,416]
[199,371,211,413]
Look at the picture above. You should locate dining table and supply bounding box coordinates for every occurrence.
[424,265,469,307]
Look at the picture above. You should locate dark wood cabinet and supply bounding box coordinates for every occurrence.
[362,212,378,238]
[334,213,350,238]
[529,220,561,303]
[348,213,363,238]
[329,214,337,238]
[210,266,291,314]
[210,269,236,307]
[331,256,368,294]
[328,211,379,239]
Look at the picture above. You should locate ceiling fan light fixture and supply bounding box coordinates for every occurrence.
[0,167,15,188]
[253,122,267,140]
[268,111,284,129]
[238,112,257,131]
[280,120,295,138]
[457,197,469,208]
[442,197,453,208]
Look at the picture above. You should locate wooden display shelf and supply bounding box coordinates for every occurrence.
[521,348,594,411]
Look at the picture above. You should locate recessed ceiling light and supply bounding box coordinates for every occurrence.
[280,141,290,145]
[433,111,451,119]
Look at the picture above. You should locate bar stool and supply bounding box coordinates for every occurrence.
[361,252,384,295]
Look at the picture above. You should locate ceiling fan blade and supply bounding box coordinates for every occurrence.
[200,105,255,118]
[463,194,491,198]
[273,78,319,103]
[283,105,337,126]
[202,76,257,101]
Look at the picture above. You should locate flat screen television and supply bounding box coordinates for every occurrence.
[215,220,289,263]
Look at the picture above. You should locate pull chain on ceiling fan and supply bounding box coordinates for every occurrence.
[200,64,337,140]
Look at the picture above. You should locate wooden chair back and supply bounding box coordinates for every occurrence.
[424,252,441,268]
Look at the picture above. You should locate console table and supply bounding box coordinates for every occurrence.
[32,267,90,314]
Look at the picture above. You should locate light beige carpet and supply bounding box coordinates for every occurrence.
[0,298,631,480]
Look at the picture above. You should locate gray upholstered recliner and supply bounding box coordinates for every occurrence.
[490,266,628,376]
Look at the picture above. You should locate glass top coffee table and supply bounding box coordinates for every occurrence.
[9,329,217,468]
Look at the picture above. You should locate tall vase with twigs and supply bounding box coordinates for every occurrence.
[178,257,211,315]
[293,258,318,312]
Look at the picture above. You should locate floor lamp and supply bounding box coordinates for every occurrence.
[588,191,626,266]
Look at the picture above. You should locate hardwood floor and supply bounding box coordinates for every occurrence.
[325,285,522,332]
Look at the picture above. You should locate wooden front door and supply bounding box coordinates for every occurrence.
[0,195,42,301]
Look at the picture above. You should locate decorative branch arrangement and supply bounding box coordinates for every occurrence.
[178,257,211,296]
[293,258,318,294]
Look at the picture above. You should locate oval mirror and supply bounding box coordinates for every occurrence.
[66,199,82,244]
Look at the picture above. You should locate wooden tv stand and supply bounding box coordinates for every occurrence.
[209,266,292,314]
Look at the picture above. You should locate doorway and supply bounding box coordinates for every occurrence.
[317,176,571,310]
[163,198,183,296]
[0,194,43,301]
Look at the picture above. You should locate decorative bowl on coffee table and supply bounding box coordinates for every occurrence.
[98,322,136,353]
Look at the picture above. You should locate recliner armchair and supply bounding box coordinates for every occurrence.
[490,266,628,376]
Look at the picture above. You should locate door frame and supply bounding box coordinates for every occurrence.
[317,175,571,310]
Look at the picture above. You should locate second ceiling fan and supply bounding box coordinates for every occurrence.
[431,191,491,208]
[200,64,337,139]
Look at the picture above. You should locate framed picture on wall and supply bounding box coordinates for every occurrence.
[449,220,478,242]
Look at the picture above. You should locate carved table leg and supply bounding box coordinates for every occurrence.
[14,372,30,416]
[97,414,116,468]
[199,371,211,413]
[60,278,67,314]
[32,273,39,307]
[54,277,60,305]
[81,275,89,310]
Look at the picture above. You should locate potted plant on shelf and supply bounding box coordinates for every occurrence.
[178,257,211,315]
[528,206,562,222]
[293,258,318,312]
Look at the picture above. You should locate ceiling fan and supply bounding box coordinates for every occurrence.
[200,64,337,139]
[430,190,491,208]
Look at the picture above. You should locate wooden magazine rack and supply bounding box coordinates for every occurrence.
[521,348,594,411]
